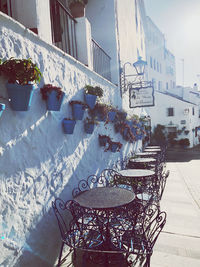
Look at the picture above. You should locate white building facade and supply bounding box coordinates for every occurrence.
[0,0,147,266]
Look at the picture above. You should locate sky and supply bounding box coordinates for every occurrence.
[144,0,200,87]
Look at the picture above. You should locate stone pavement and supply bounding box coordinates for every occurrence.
[151,156,200,266]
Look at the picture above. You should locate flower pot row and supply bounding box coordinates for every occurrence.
[62,117,98,135]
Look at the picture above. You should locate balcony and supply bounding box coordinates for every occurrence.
[92,39,111,82]
[50,0,77,59]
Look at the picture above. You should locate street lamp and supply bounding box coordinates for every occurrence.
[120,56,147,95]
[133,56,147,76]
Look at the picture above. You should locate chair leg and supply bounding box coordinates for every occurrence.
[57,242,64,266]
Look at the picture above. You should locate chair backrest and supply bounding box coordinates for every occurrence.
[52,198,74,240]
[143,204,167,251]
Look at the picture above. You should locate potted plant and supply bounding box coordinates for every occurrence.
[40,84,65,111]
[98,134,111,147]
[0,58,42,111]
[62,118,76,134]
[69,100,87,120]
[84,117,98,134]
[84,85,103,109]
[0,103,5,118]
[90,103,112,122]
[108,141,123,153]
[115,109,127,121]
[107,105,117,122]
[68,0,88,18]
[179,138,190,148]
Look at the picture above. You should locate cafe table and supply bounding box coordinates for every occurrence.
[116,169,155,193]
[144,148,161,152]
[64,187,146,266]
[145,145,161,149]
[135,151,158,158]
[128,157,156,169]
[72,187,136,251]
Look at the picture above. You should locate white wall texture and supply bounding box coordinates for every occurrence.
[0,12,142,266]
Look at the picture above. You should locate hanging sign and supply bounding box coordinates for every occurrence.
[129,82,155,108]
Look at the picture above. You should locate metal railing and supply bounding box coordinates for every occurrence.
[50,0,77,59]
[92,39,111,81]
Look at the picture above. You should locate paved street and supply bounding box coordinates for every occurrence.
[151,146,200,266]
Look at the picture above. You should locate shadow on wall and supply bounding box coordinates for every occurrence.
[0,86,130,266]
[14,127,130,267]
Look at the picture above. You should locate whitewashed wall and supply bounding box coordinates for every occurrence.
[146,91,200,147]
[0,12,142,266]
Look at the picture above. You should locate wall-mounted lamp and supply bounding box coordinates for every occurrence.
[120,56,147,95]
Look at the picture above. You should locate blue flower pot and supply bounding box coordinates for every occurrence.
[99,136,109,146]
[84,94,97,109]
[84,123,95,134]
[108,111,116,122]
[6,82,35,111]
[62,119,76,134]
[0,103,5,118]
[72,103,85,120]
[111,143,118,152]
[47,91,65,111]
[97,112,107,121]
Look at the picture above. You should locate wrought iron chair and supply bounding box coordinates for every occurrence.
[122,204,167,266]
[52,198,76,266]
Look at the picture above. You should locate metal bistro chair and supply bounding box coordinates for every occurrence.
[122,204,167,267]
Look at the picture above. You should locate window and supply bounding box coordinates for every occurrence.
[166,82,168,90]
[0,0,10,15]
[167,108,174,116]
[157,62,159,72]
[154,59,156,70]
[180,120,186,124]
[150,57,153,68]
[192,107,195,115]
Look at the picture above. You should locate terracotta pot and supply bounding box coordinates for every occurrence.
[69,2,85,18]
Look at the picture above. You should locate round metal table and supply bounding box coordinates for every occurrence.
[135,151,157,158]
[144,148,161,152]
[128,157,156,169]
[74,187,135,209]
[145,146,161,149]
[118,169,155,178]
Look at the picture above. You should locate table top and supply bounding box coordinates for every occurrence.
[118,169,155,178]
[146,146,161,149]
[74,187,135,209]
[144,148,161,152]
[129,157,156,163]
[135,152,157,156]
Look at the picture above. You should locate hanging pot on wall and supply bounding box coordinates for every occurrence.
[0,103,5,118]
[6,83,35,111]
[70,101,86,120]
[84,122,95,134]
[62,118,76,134]
[84,93,97,109]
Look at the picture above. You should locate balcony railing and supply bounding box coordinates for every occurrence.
[50,0,77,59]
[92,39,111,82]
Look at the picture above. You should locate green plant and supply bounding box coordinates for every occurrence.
[84,85,103,97]
[40,84,64,100]
[151,124,166,145]
[179,138,190,147]
[0,58,42,85]
[69,100,87,108]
